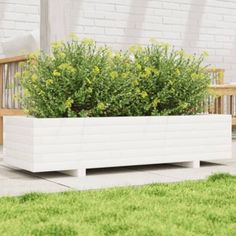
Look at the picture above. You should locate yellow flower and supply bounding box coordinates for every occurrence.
[135,63,142,71]
[22,70,30,78]
[218,70,224,82]
[31,74,38,82]
[87,87,93,93]
[145,67,152,77]
[132,79,139,86]
[97,102,105,111]
[28,52,39,60]
[51,40,63,50]
[159,42,171,50]
[141,91,148,98]
[152,98,159,109]
[129,44,143,54]
[53,70,61,77]
[46,79,53,86]
[15,72,21,79]
[105,47,113,57]
[39,90,45,95]
[58,63,76,74]
[65,98,74,109]
[81,38,95,46]
[143,56,148,62]
[211,66,216,72]
[58,52,66,60]
[23,108,29,114]
[176,49,192,59]
[92,66,100,76]
[69,32,79,40]
[181,102,188,109]
[175,69,181,77]
[121,73,128,79]
[86,78,92,85]
[176,50,184,57]
[58,63,67,70]
[23,89,30,96]
[191,73,198,80]
[202,50,209,58]
[110,71,118,79]
[114,52,122,60]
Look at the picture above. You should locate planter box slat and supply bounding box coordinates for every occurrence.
[4,138,231,153]
[4,140,230,153]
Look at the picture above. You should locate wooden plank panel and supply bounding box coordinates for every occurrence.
[0,109,25,116]
[209,85,236,96]
[0,55,26,65]
[0,64,3,108]
[232,117,236,127]
[210,85,236,128]
[0,117,3,144]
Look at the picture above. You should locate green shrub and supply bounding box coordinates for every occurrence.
[18,38,211,118]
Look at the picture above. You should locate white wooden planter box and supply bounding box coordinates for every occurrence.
[3,115,232,177]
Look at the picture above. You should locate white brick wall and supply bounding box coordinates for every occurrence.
[0,0,40,54]
[0,0,236,82]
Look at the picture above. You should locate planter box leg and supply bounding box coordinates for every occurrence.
[190,161,200,168]
[175,161,200,169]
[61,168,86,177]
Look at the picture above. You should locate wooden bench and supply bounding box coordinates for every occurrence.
[0,55,26,144]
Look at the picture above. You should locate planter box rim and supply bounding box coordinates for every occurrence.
[3,114,231,120]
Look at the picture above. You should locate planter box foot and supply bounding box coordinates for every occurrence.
[60,168,86,177]
[175,160,200,169]
[190,161,200,168]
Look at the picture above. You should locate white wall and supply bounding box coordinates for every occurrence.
[0,0,40,55]
[0,0,236,82]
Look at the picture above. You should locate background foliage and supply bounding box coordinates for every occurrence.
[18,39,211,118]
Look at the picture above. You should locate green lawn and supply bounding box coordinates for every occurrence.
[0,173,236,236]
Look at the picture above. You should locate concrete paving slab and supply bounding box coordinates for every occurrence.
[0,165,37,180]
[0,162,70,196]
[0,179,70,197]
[33,167,177,190]
[129,163,236,181]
